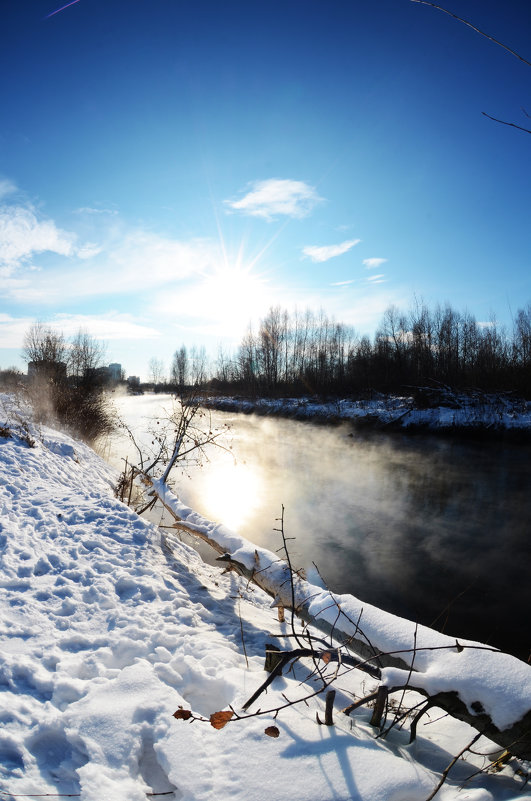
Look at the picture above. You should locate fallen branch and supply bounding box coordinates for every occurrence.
[141,478,531,760]
[242,646,380,712]
[342,685,531,762]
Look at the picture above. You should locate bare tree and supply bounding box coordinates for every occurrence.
[257,306,284,392]
[148,357,165,386]
[408,298,434,383]
[171,346,188,388]
[513,304,531,369]
[215,344,233,385]
[237,326,258,393]
[68,330,106,386]
[189,346,207,386]
[22,322,67,370]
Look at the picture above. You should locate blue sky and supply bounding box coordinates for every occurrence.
[1,0,530,380]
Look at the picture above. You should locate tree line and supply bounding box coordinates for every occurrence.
[206,301,531,398]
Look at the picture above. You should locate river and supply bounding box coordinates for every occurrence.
[106,393,531,662]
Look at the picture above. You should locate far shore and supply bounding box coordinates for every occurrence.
[198,390,531,439]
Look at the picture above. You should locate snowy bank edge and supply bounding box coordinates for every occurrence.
[200,395,531,433]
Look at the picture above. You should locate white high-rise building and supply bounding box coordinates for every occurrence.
[108,363,122,382]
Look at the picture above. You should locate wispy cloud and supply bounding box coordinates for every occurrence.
[225,178,323,221]
[76,243,102,259]
[74,206,118,216]
[366,274,386,284]
[53,313,160,341]
[0,313,34,349]
[363,257,388,269]
[0,311,158,353]
[0,204,75,274]
[0,179,17,201]
[330,279,356,286]
[303,238,360,263]
[0,201,220,304]
[104,230,215,290]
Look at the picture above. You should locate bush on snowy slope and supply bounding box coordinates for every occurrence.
[21,323,115,443]
[0,393,38,447]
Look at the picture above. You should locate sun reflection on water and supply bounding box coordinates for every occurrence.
[194,461,263,532]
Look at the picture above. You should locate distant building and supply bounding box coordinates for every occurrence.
[108,363,122,382]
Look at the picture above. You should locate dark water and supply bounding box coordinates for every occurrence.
[112,395,531,661]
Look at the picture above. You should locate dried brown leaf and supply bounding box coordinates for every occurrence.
[210,710,234,730]
[322,651,332,664]
[173,708,193,720]
[265,726,280,738]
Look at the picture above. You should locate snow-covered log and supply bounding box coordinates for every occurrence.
[146,478,531,761]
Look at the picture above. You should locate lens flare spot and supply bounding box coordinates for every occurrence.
[198,462,262,532]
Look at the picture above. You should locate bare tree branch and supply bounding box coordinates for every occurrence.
[410,1,531,69]
[481,111,531,135]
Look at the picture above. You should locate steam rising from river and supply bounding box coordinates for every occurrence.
[108,394,530,660]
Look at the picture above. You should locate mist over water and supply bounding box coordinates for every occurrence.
[109,394,530,661]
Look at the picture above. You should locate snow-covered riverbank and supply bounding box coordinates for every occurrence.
[201,391,531,434]
[1,392,530,801]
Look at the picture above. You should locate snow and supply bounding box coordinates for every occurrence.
[0,392,530,801]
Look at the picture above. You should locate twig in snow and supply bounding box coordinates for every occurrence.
[273,504,304,647]
[237,596,249,668]
[409,701,436,743]
[385,622,418,735]
[423,731,483,801]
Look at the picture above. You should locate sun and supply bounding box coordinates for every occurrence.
[154,232,277,337]
[207,263,265,316]
[193,460,263,532]
[184,250,272,337]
